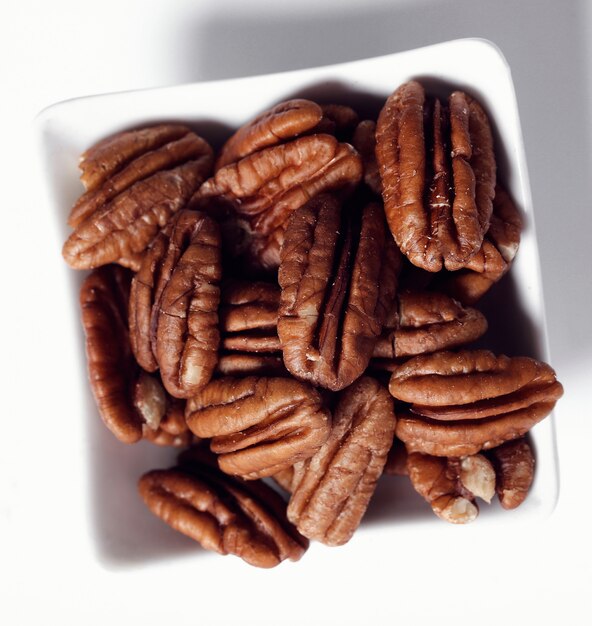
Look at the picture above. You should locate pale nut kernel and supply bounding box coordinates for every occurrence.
[459,454,496,504]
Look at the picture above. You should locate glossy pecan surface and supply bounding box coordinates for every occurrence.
[138,450,308,568]
[486,437,535,509]
[219,280,281,353]
[195,134,362,270]
[80,265,141,443]
[352,119,381,195]
[393,350,562,456]
[185,377,331,480]
[287,377,396,546]
[372,290,487,361]
[145,210,222,398]
[215,99,323,170]
[376,81,496,272]
[81,265,192,445]
[438,185,522,304]
[278,195,400,390]
[63,125,213,271]
[406,451,495,523]
[214,353,288,378]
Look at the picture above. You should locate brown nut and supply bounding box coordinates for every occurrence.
[196,134,363,237]
[352,119,381,195]
[132,372,194,447]
[437,185,523,304]
[215,99,323,169]
[278,195,400,391]
[214,353,288,378]
[314,104,360,140]
[80,265,142,443]
[80,266,192,445]
[219,280,281,353]
[144,210,221,398]
[185,377,331,480]
[376,81,496,271]
[287,377,396,546]
[372,290,488,360]
[406,451,495,523]
[486,437,535,509]
[138,456,308,568]
[63,125,213,271]
[388,350,562,409]
[392,350,562,456]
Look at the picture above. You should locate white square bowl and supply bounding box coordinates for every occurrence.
[35,37,559,569]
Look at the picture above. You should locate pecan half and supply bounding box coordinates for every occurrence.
[146,210,221,398]
[219,280,281,353]
[63,125,213,270]
[215,99,323,170]
[287,377,396,546]
[138,454,308,568]
[80,265,141,443]
[376,81,496,271]
[185,377,331,480]
[81,266,191,444]
[486,437,535,509]
[406,451,495,523]
[78,124,193,193]
[392,350,563,456]
[371,290,487,360]
[437,185,523,304]
[352,119,381,195]
[196,134,362,237]
[278,195,400,391]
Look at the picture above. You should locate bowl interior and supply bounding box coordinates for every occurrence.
[36,38,558,568]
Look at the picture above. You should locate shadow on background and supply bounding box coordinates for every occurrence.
[166,0,592,375]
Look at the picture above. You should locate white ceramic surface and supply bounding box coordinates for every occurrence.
[35,38,559,570]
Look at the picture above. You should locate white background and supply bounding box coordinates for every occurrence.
[2,0,591,623]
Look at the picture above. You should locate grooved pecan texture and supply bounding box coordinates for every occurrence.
[406,451,496,523]
[219,280,281,353]
[80,265,141,443]
[352,119,381,195]
[138,452,308,568]
[215,99,323,170]
[486,437,535,509]
[143,210,222,399]
[371,290,487,360]
[287,377,395,545]
[376,81,496,272]
[392,350,563,456]
[437,185,523,304]
[63,125,213,271]
[214,353,288,378]
[195,134,362,270]
[185,377,331,479]
[278,195,400,391]
[81,265,191,445]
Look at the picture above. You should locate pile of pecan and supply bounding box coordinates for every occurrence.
[63,81,563,568]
